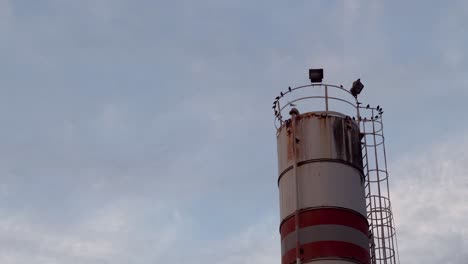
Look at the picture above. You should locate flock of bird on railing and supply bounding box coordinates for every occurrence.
[272,86,385,122]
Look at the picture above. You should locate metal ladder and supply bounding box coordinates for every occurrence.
[362,139,377,264]
[359,110,400,264]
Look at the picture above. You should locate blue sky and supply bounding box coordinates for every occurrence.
[1,1,468,263]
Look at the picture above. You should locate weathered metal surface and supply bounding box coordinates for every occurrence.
[279,209,370,263]
[282,224,370,254]
[276,112,369,264]
[277,113,363,177]
[282,241,370,264]
[302,260,366,264]
[279,162,367,220]
[280,208,369,238]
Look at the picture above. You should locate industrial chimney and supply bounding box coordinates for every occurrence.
[273,70,400,264]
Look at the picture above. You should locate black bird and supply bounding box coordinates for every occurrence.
[340,85,343,88]
[275,96,280,100]
[280,92,284,97]
[274,110,278,116]
[357,102,362,105]
[289,108,300,115]
[366,104,370,109]
[272,105,276,109]
[375,115,379,119]
[290,103,296,107]
[377,105,380,110]
[352,117,356,120]
[288,86,292,92]
[380,111,384,115]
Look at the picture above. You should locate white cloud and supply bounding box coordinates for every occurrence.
[0,201,185,264]
[391,132,468,264]
[187,216,280,264]
[0,1,467,263]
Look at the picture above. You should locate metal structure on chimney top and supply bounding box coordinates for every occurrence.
[272,69,400,264]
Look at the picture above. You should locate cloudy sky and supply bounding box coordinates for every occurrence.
[1,0,467,263]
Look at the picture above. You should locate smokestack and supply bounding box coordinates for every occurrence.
[272,71,400,264]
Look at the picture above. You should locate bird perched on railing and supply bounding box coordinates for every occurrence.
[289,108,300,116]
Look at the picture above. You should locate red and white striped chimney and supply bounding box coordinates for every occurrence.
[277,112,370,264]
